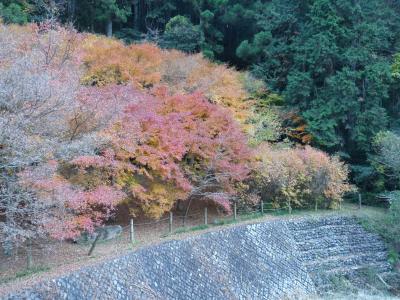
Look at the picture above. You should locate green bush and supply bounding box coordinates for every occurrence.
[161,15,203,53]
[0,3,28,24]
[359,191,400,265]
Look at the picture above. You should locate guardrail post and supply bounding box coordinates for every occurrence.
[261,200,264,214]
[130,219,135,244]
[204,207,208,225]
[169,212,173,233]
[234,203,237,221]
[358,193,362,210]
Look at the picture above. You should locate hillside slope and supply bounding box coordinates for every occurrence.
[4,216,391,300]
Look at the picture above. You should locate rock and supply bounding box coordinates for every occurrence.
[2,240,13,256]
[96,225,123,241]
[77,225,123,243]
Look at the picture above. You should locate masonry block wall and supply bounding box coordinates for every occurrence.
[4,216,390,300]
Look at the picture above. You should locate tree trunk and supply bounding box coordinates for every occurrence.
[183,197,193,227]
[132,0,140,30]
[89,1,95,32]
[67,0,76,21]
[106,18,113,37]
[88,233,100,256]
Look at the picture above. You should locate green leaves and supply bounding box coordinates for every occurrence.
[249,0,398,160]
[161,15,203,53]
[94,0,131,22]
[0,2,28,24]
[373,131,400,181]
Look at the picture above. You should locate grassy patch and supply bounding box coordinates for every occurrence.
[212,218,236,226]
[128,240,141,248]
[329,274,357,294]
[317,267,399,300]
[0,266,51,285]
[166,210,276,236]
[173,224,210,235]
[213,211,266,225]
[356,200,400,266]
[15,266,50,279]
[239,212,264,221]
[166,204,363,238]
[388,249,399,266]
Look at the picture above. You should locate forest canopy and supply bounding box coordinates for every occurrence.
[0,21,353,247]
[1,0,400,247]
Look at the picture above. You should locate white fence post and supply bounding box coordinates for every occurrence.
[130,219,135,244]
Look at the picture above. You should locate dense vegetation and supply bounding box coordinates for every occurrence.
[0,22,352,249]
[0,1,399,268]
[2,0,400,196]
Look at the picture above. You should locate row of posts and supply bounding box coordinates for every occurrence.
[127,194,363,244]
[129,201,271,244]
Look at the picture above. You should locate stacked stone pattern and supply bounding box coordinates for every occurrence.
[3,216,390,299]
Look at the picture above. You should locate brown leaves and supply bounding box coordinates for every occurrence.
[256,144,354,209]
[80,36,163,88]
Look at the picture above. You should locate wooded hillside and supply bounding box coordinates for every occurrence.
[0,21,353,249]
[1,1,400,276]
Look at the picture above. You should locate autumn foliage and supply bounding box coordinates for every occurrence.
[80,36,253,128]
[68,87,252,219]
[81,36,163,88]
[0,23,352,243]
[21,162,125,240]
[256,145,354,210]
[161,51,252,126]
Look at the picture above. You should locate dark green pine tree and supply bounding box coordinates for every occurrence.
[0,0,30,24]
[160,15,203,53]
[73,0,131,36]
[240,0,400,162]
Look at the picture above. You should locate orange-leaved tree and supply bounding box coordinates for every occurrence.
[79,36,256,130]
[66,86,253,219]
[80,35,163,88]
[255,144,354,211]
[161,51,253,126]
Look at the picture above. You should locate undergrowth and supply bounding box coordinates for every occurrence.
[357,192,400,266]
[0,266,50,285]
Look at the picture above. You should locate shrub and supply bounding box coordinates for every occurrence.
[359,191,400,266]
[255,145,354,210]
[80,36,163,88]
[373,131,400,185]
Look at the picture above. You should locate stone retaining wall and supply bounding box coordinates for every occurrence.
[3,216,390,300]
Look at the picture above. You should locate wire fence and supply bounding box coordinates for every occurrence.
[24,195,366,258]
[1,195,369,277]
[108,193,369,252]
[113,201,290,250]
